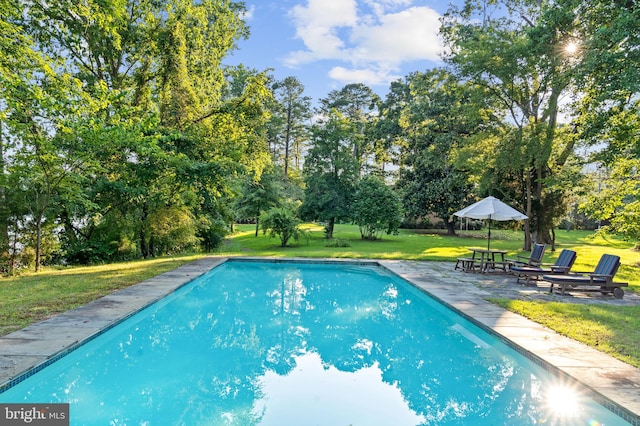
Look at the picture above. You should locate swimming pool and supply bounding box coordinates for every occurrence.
[0,259,630,425]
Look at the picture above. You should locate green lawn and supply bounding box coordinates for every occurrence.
[0,255,203,336]
[489,298,640,368]
[1,224,639,368]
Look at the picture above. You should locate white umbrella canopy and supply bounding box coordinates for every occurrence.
[454,196,528,249]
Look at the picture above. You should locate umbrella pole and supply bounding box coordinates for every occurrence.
[487,217,491,250]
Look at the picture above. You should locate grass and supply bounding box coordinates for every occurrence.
[222,224,639,292]
[0,254,203,336]
[489,299,640,368]
[1,223,639,368]
[224,223,541,260]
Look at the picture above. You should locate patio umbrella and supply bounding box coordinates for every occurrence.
[454,196,528,249]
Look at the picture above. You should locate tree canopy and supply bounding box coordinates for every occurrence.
[1,0,638,271]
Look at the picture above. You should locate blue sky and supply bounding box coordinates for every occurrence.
[224,0,459,103]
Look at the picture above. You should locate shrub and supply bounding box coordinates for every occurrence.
[352,176,403,240]
[261,207,308,247]
[324,238,351,247]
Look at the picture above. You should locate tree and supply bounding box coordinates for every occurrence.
[0,0,30,270]
[569,0,640,103]
[233,166,284,236]
[319,83,380,175]
[580,109,640,246]
[351,176,402,240]
[261,207,305,247]
[299,111,359,239]
[372,79,411,179]
[441,0,581,248]
[5,0,271,266]
[1,34,105,270]
[394,69,487,235]
[269,77,312,177]
[561,0,640,246]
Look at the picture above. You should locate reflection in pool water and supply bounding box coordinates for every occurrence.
[252,352,425,425]
[0,260,630,425]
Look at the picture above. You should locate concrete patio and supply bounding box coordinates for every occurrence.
[0,257,638,424]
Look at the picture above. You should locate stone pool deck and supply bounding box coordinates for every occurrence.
[0,256,638,424]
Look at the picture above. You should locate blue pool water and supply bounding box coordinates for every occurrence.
[0,260,630,425]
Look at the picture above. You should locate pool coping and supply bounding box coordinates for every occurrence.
[0,256,638,424]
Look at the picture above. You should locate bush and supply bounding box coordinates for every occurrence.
[324,238,351,247]
[352,176,402,240]
[261,207,307,247]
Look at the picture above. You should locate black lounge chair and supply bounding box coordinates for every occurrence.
[511,249,577,285]
[507,243,546,268]
[543,254,628,299]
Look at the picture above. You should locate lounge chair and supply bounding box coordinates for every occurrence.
[507,243,546,268]
[543,254,628,299]
[510,249,576,285]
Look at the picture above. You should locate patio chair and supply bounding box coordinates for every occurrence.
[543,254,628,299]
[510,249,576,285]
[507,243,546,268]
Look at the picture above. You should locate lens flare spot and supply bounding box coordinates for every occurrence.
[546,384,580,418]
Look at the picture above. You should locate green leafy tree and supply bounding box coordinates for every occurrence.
[7,0,269,265]
[372,80,411,178]
[441,0,580,248]
[233,166,284,236]
[2,46,105,270]
[351,176,402,240]
[269,77,312,177]
[394,69,487,235]
[580,109,640,246]
[261,207,305,247]
[557,0,640,245]
[0,0,29,269]
[300,111,359,239]
[319,83,380,175]
[568,0,640,103]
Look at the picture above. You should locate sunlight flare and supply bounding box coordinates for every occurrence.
[546,384,581,418]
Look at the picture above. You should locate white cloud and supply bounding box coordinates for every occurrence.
[362,0,413,17]
[241,4,255,20]
[328,66,402,86]
[291,0,358,28]
[284,1,444,87]
[351,7,443,65]
[287,0,358,63]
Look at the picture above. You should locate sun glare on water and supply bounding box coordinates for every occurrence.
[546,384,581,418]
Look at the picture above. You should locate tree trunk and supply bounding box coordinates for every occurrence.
[60,209,78,245]
[140,202,149,258]
[0,123,9,268]
[524,170,532,251]
[445,218,456,236]
[284,106,292,177]
[325,217,335,239]
[534,164,554,245]
[149,235,155,258]
[536,220,554,245]
[254,217,260,237]
[35,213,43,272]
